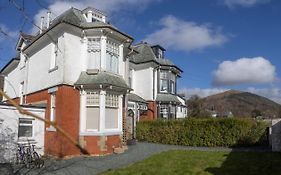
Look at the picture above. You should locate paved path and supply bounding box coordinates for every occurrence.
[11,142,270,175]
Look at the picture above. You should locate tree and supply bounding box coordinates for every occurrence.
[186,95,210,118]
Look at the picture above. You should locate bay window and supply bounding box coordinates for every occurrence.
[159,70,176,94]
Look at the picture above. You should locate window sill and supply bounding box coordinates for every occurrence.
[48,66,58,73]
[46,126,56,132]
[80,130,122,136]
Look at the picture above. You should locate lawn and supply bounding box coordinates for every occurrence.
[102,150,281,175]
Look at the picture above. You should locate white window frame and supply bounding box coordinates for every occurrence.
[19,81,24,105]
[87,37,101,70]
[50,92,56,122]
[49,40,58,72]
[106,39,119,74]
[18,118,33,138]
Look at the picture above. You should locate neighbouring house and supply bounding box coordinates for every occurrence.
[128,43,187,121]
[0,6,187,158]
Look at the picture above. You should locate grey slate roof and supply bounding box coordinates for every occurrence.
[156,94,181,104]
[130,43,182,72]
[75,71,129,90]
[128,93,147,103]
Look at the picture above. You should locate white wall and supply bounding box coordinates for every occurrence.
[0,105,45,163]
[63,33,85,85]
[132,67,153,100]
[27,37,64,94]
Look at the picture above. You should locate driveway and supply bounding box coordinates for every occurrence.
[10,142,270,175]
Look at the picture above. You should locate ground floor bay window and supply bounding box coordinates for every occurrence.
[79,90,123,135]
[159,104,176,119]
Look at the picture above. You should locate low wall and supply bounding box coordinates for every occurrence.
[271,119,281,152]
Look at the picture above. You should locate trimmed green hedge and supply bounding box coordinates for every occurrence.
[136,118,269,147]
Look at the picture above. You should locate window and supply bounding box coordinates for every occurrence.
[50,93,56,122]
[50,40,58,70]
[160,105,168,119]
[170,105,176,119]
[18,118,33,137]
[86,91,99,131]
[105,93,119,129]
[106,40,119,74]
[88,38,101,69]
[19,82,24,105]
[129,69,133,88]
[105,94,118,108]
[160,71,168,93]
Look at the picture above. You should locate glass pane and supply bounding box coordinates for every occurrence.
[160,79,168,92]
[19,119,32,124]
[18,126,32,137]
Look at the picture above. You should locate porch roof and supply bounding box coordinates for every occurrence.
[156,94,182,104]
[74,71,130,91]
[128,93,147,103]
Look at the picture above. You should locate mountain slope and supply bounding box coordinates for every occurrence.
[202,90,281,118]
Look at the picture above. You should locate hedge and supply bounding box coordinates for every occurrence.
[136,118,269,147]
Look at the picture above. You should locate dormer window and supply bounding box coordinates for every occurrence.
[151,45,165,59]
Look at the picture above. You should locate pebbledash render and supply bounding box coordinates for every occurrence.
[1,7,186,157]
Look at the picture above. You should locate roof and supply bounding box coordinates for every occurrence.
[22,7,133,52]
[156,94,182,104]
[0,58,20,75]
[130,43,182,72]
[128,93,147,103]
[74,71,130,90]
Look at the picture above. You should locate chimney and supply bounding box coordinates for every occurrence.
[87,10,93,22]
[46,11,51,29]
[40,16,45,34]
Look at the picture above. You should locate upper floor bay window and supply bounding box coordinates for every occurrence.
[106,40,119,74]
[87,38,101,69]
[159,70,176,94]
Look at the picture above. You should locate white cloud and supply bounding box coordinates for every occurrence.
[0,24,18,43]
[213,57,277,86]
[223,0,270,8]
[32,0,160,33]
[179,87,281,104]
[144,15,228,52]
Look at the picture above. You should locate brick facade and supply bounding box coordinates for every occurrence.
[140,101,157,121]
[23,85,122,157]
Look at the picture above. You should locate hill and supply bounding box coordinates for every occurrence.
[202,90,281,118]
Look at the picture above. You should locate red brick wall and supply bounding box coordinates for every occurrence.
[140,101,158,121]
[23,85,123,157]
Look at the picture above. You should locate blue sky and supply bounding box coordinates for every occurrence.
[0,0,280,103]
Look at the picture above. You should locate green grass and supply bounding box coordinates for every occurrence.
[102,150,281,175]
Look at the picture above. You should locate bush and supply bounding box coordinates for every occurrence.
[136,118,269,147]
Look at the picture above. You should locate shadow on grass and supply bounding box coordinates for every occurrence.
[205,150,281,175]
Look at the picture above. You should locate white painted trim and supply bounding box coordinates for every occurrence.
[100,36,107,70]
[79,90,87,133]
[48,87,58,93]
[99,90,106,132]
[80,130,122,136]
[118,95,123,131]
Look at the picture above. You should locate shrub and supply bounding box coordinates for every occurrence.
[136,118,269,147]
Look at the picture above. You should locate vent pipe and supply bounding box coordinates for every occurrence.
[87,10,93,22]
[40,16,45,34]
[47,11,51,29]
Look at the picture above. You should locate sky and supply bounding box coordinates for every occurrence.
[0,0,280,103]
